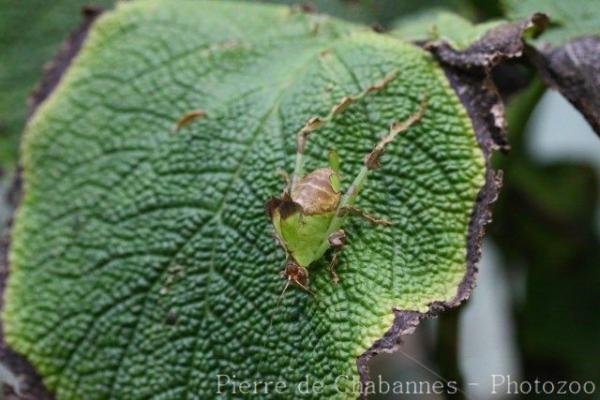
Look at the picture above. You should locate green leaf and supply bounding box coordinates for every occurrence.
[503,0,600,45]
[3,1,497,398]
[0,0,114,170]
[392,10,503,50]
[259,0,478,27]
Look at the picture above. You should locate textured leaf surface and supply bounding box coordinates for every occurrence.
[4,1,489,399]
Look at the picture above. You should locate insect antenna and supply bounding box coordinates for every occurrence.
[267,275,319,334]
[293,279,317,298]
[267,277,292,335]
[277,278,293,305]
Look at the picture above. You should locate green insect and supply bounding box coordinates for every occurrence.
[266,70,427,295]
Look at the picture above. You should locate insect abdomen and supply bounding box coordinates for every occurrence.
[291,168,341,215]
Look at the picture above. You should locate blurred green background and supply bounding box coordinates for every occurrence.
[1,1,598,399]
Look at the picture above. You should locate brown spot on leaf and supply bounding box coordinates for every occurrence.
[173,109,207,132]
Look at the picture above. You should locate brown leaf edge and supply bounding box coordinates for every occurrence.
[355,16,553,398]
[526,36,600,136]
[0,6,103,399]
[424,13,548,72]
[424,13,548,150]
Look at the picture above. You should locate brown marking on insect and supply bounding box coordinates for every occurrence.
[307,15,329,36]
[266,193,301,220]
[173,109,207,132]
[265,197,282,219]
[331,96,353,116]
[367,69,400,94]
[328,229,346,248]
[297,116,324,154]
[291,168,340,214]
[304,116,325,132]
[283,259,310,290]
[319,49,333,63]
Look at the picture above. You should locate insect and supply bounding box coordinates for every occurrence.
[265,69,427,295]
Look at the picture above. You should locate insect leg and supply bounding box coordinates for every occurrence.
[313,97,427,258]
[339,206,391,226]
[291,69,402,190]
[327,229,346,284]
[276,169,291,194]
[342,96,427,208]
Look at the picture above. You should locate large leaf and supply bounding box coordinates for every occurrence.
[3,1,498,398]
